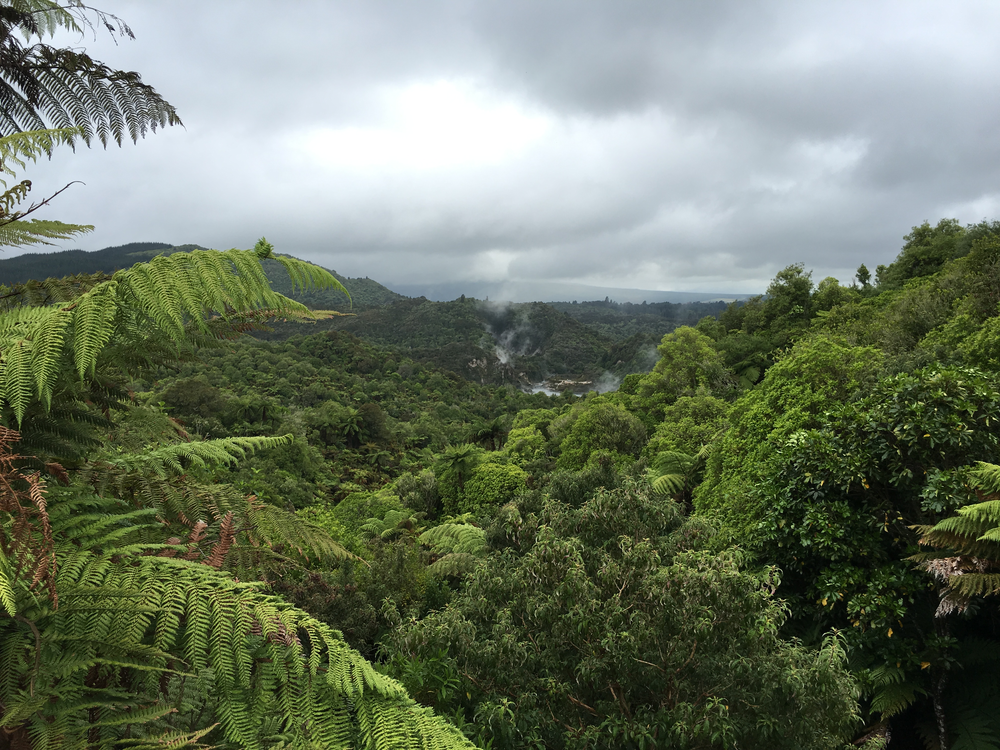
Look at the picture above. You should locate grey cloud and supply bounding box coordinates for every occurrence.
[11,1,1000,297]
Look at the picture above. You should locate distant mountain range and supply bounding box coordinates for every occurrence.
[381,280,746,304]
[0,242,735,388]
[0,243,750,305]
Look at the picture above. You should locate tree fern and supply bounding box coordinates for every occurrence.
[1,436,473,750]
[0,7,181,145]
[419,523,486,578]
[912,462,1000,615]
[0,240,347,424]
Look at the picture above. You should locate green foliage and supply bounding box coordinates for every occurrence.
[644,393,729,458]
[912,462,1000,614]
[877,219,966,289]
[637,326,732,411]
[0,241,469,748]
[503,424,546,464]
[763,263,814,330]
[327,488,404,554]
[555,400,646,471]
[0,239,346,424]
[743,366,1000,727]
[456,460,528,516]
[647,446,710,511]
[695,335,883,543]
[812,276,860,313]
[435,444,483,514]
[0,439,472,750]
[387,479,861,749]
[420,522,486,578]
[0,129,94,248]
[394,470,441,517]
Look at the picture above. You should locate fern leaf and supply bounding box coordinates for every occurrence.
[865,664,924,717]
[427,552,481,578]
[0,548,17,617]
[419,523,486,556]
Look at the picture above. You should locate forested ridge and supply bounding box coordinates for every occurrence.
[1,243,724,388]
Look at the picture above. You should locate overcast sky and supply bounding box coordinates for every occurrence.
[12,0,1000,295]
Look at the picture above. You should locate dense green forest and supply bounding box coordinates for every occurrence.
[1,243,728,389]
[7,209,1000,748]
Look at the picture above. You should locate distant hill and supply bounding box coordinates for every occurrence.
[550,298,728,340]
[262,260,402,312]
[257,296,671,388]
[0,242,727,390]
[0,242,403,312]
[0,242,174,283]
[388,279,748,304]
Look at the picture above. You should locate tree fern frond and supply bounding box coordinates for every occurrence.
[88,435,295,480]
[973,462,1000,494]
[419,523,486,556]
[864,664,923,717]
[650,473,687,497]
[0,217,93,249]
[241,500,355,563]
[113,724,215,750]
[0,128,81,181]
[0,272,112,313]
[0,548,17,617]
[0,244,341,423]
[427,552,481,578]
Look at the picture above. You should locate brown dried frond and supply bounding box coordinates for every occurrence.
[157,536,183,558]
[44,462,69,485]
[0,427,57,606]
[918,555,997,616]
[183,521,208,561]
[204,512,235,569]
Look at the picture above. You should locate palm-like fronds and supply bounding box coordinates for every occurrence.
[1,435,471,750]
[0,239,469,747]
[0,7,181,145]
[647,444,713,501]
[79,435,356,571]
[912,462,1000,615]
[1,539,474,750]
[0,239,346,423]
[419,522,485,578]
[361,510,426,542]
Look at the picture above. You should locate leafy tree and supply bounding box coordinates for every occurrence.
[555,400,646,471]
[458,459,528,516]
[750,366,1000,738]
[856,263,872,289]
[637,326,731,411]
[387,479,861,749]
[812,276,858,313]
[503,424,546,465]
[762,263,814,331]
[695,335,883,544]
[644,393,729,458]
[877,219,966,289]
[435,443,483,514]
